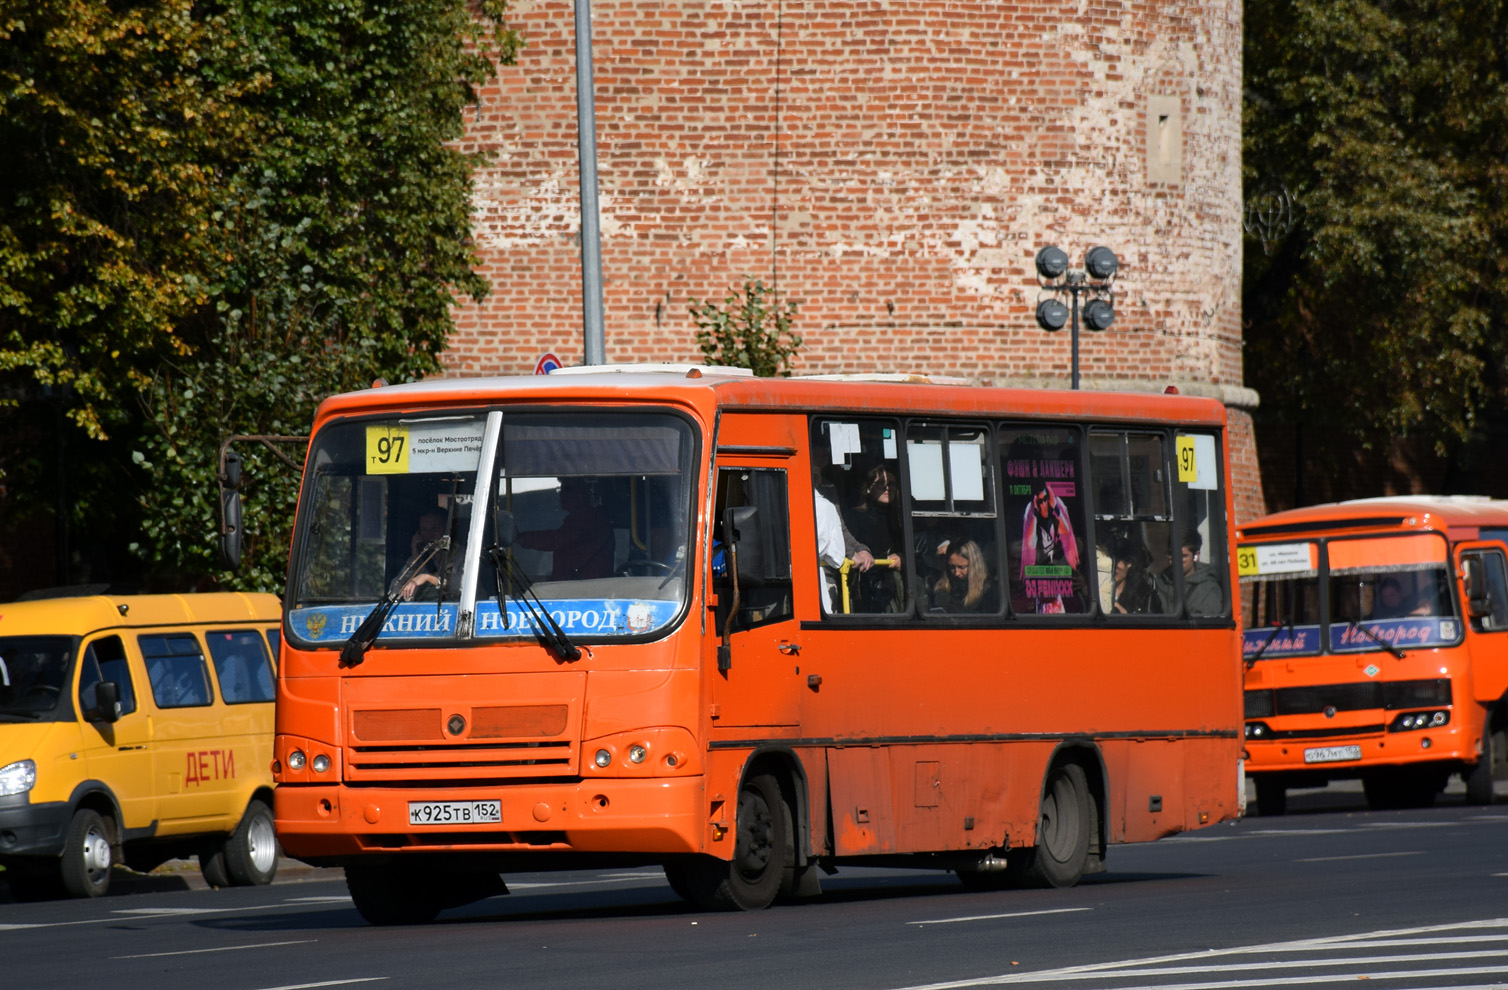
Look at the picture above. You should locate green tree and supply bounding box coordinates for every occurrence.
[0,0,521,592]
[1243,0,1507,454]
[689,278,802,377]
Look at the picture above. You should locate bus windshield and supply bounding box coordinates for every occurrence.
[1327,533,1459,652]
[288,408,697,648]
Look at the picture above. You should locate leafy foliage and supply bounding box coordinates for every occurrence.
[0,0,520,591]
[689,278,802,377]
[1243,0,1508,450]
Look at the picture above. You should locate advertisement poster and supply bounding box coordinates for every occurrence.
[1001,428,1088,615]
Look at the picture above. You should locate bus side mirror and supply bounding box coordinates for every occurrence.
[219,449,244,570]
[1465,558,1492,619]
[87,681,122,724]
[724,505,765,587]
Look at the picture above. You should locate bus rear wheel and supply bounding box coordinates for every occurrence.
[1009,762,1091,888]
[674,773,789,910]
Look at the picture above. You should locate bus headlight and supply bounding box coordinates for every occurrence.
[311,754,330,773]
[287,750,307,770]
[1389,710,1449,732]
[628,745,647,764]
[0,759,36,796]
[594,749,612,768]
[1245,722,1273,740]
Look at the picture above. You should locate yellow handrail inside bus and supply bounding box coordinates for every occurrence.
[837,557,896,615]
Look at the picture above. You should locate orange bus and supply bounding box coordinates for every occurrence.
[1238,496,1508,814]
[268,368,1243,924]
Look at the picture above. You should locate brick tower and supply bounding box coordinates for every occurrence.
[451,0,1260,519]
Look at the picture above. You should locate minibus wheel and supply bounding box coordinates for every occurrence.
[224,800,279,885]
[1008,762,1091,888]
[59,808,114,898]
[674,772,789,910]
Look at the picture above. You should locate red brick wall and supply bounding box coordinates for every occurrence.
[450,0,1259,512]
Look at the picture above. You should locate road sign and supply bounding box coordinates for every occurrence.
[533,352,562,376]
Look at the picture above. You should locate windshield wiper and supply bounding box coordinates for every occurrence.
[485,543,582,662]
[339,536,451,667]
[1247,621,1293,666]
[1347,620,1407,659]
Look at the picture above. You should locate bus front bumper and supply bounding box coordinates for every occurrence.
[1245,719,1469,774]
[275,776,708,861]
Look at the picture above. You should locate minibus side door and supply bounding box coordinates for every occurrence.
[77,634,156,833]
[1457,543,1508,713]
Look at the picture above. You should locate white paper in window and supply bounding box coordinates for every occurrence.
[949,442,985,501]
[829,422,862,465]
[882,428,897,459]
[1188,433,1218,490]
[907,441,946,500]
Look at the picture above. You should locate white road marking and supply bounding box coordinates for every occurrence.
[908,908,1092,926]
[283,896,353,903]
[507,874,666,890]
[251,981,386,990]
[1294,850,1424,862]
[0,902,286,931]
[114,939,316,959]
[887,917,1508,989]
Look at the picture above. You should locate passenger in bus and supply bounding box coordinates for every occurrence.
[932,539,999,613]
[844,465,905,612]
[1099,541,1158,614]
[815,487,871,613]
[1157,529,1221,616]
[517,477,615,582]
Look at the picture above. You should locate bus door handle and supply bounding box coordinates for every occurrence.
[778,641,801,656]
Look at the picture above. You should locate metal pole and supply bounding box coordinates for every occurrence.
[574,0,606,365]
[1070,286,1081,390]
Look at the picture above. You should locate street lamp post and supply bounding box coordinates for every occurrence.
[1033,245,1119,389]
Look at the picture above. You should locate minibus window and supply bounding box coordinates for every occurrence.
[1088,431,1174,616]
[206,631,276,704]
[140,634,213,709]
[1001,425,1089,616]
[78,636,138,716]
[0,636,73,720]
[1462,549,1508,632]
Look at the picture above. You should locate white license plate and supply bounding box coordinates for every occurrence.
[408,800,501,826]
[1303,745,1363,764]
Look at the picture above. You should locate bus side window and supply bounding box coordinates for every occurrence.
[713,467,793,630]
[78,635,138,717]
[1170,431,1228,618]
[1464,550,1508,632]
[1088,431,1174,616]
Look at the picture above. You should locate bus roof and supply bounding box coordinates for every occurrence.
[0,592,282,639]
[312,369,1228,429]
[1238,495,1508,540]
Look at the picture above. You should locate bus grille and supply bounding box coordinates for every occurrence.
[345,704,577,780]
[1273,679,1451,716]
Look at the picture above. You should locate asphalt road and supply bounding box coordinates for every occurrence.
[4,782,1506,990]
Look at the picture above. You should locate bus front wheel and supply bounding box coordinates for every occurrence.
[345,863,442,926]
[1464,719,1506,806]
[1009,762,1091,888]
[673,773,789,910]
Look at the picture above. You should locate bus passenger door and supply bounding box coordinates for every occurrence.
[709,462,802,728]
[1457,543,1508,709]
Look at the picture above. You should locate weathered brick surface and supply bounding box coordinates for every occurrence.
[450,0,1260,516]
